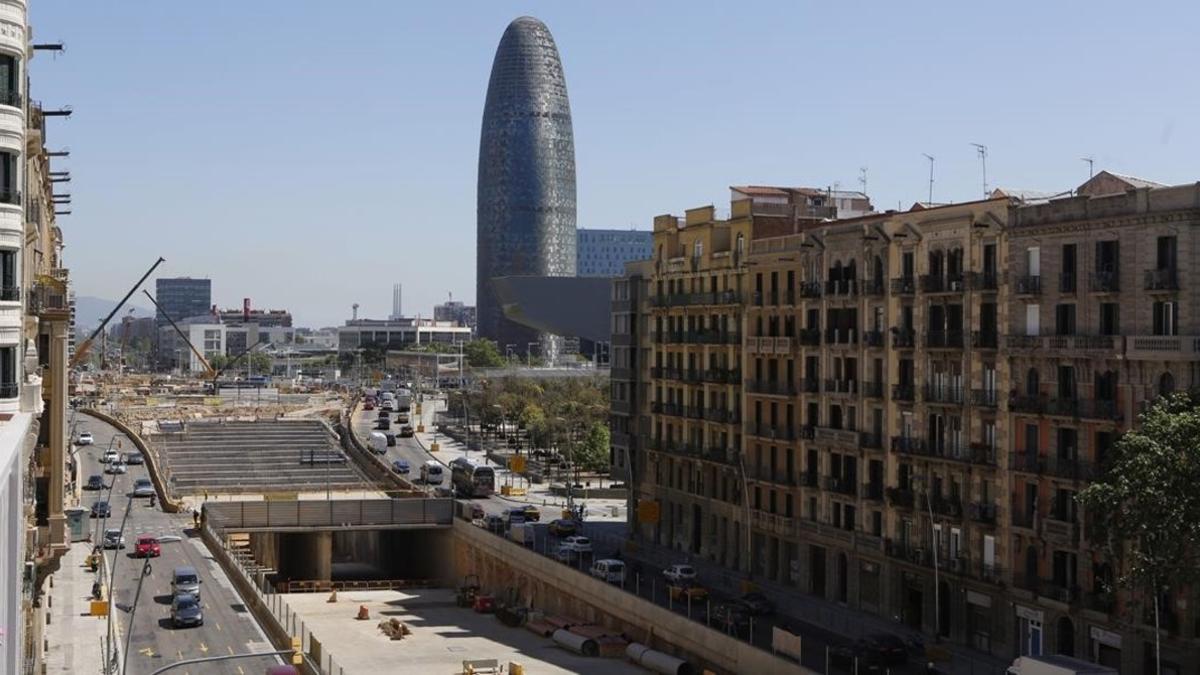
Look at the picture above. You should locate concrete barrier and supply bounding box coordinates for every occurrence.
[79,407,185,513]
[453,520,811,675]
[338,403,422,496]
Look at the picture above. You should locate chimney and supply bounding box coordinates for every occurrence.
[243,297,251,322]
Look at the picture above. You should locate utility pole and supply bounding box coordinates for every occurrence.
[970,143,988,198]
[922,153,935,206]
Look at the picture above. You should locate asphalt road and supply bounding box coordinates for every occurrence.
[75,414,282,675]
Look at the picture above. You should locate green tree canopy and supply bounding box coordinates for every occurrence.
[463,339,505,368]
[574,421,611,472]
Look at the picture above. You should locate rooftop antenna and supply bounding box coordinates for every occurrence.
[922,153,935,205]
[1081,156,1094,179]
[858,167,868,197]
[970,143,988,198]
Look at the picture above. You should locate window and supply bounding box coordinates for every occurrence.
[0,53,16,106]
[1026,304,1040,336]
[1099,303,1120,336]
[0,344,13,397]
[1152,301,1177,336]
[0,151,14,204]
[1060,244,1076,292]
[1159,372,1175,397]
[1054,304,1076,335]
[693,239,703,260]
[1026,246,1041,276]
[1156,235,1177,271]
[0,249,14,300]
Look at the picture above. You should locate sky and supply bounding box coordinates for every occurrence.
[29,1,1200,328]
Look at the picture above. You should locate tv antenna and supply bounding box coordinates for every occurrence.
[922,154,935,205]
[858,167,868,197]
[970,143,988,198]
[1081,156,1094,179]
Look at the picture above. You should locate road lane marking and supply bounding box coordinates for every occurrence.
[177,650,182,660]
[198,642,208,654]
[236,668,245,675]
[216,621,222,632]
[139,647,155,657]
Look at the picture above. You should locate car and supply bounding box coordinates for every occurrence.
[555,545,580,563]
[363,400,375,411]
[124,452,144,465]
[561,535,592,554]
[862,633,908,666]
[829,636,886,673]
[381,400,396,412]
[589,559,626,584]
[712,603,751,633]
[391,459,410,475]
[501,507,526,526]
[396,412,410,424]
[102,449,120,464]
[85,474,106,491]
[90,501,111,518]
[76,432,94,446]
[663,564,697,585]
[519,505,540,522]
[134,536,161,557]
[470,503,485,520]
[737,591,775,616]
[483,515,505,533]
[170,594,204,628]
[102,528,125,549]
[376,417,391,431]
[132,478,155,498]
[171,566,202,600]
[668,582,708,602]
[547,518,578,537]
[377,409,390,419]
[384,432,396,447]
[105,461,127,475]
[398,425,415,438]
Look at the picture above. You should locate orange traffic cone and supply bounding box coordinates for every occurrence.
[356,605,369,620]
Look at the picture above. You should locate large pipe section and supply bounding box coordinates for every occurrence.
[625,643,694,675]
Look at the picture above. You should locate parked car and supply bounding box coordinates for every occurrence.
[102,449,120,464]
[85,474,106,491]
[171,594,204,628]
[102,528,125,549]
[132,478,155,497]
[391,459,410,475]
[483,515,505,533]
[590,559,625,584]
[90,501,111,518]
[76,432,94,446]
[561,535,592,554]
[124,452,144,465]
[737,591,775,616]
[555,545,580,563]
[501,508,526,526]
[712,602,751,633]
[547,518,578,537]
[663,564,697,585]
[135,536,161,557]
[399,425,415,438]
[171,566,201,600]
[519,505,540,522]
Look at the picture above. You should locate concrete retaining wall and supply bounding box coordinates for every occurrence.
[79,407,184,513]
[338,402,422,496]
[453,519,811,675]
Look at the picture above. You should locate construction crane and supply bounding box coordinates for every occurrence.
[141,289,215,378]
[209,337,268,393]
[71,257,165,369]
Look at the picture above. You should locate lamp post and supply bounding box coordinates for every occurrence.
[527,342,538,368]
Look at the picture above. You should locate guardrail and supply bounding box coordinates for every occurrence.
[205,498,454,531]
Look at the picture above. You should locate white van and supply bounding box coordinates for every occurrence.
[590,559,625,584]
[368,432,388,455]
[419,461,443,484]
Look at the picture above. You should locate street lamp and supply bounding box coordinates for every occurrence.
[527,342,538,368]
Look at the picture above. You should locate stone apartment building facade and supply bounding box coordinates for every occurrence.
[614,180,1200,674]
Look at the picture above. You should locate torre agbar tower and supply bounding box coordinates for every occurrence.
[476,16,577,362]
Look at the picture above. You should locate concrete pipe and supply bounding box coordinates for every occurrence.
[552,629,598,657]
[625,642,693,675]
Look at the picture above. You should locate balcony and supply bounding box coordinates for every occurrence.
[650,290,742,308]
[1038,580,1080,605]
[798,425,815,440]
[1009,395,1121,421]
[930,495,963,518]
[799,471,819,488]
[863,483,885,501]
[1084,591,1115,614]
[701,368,741,384]
[1015,275,1041,295]
[923,384,964,405]
[863,330,884,348]
[891,277,916,295]
[1042,517,1079,543]
[814,426,859,448]
[703,408,741,424]
[1059,272,1077,294]
[862,381,884,399]
[796,328,820,346]
[1089,271,1120,293]
[745,336,794,354]
[861,432,884,450]
[966,271,999,291]
[971,330,999,349]
[1044,454,1097,481]
[924,330,964,349]
[968,501,998,525]
[29,280,69,319]
[684,330,740,345]
[746,423,795,442]
[823,475,857,496]
[884,538,931,566]
[825,279,857,297]
[685,406,705,420]
[1144,268,1179,291]
[0,186,20,206]
[798,281,823,298]
[1125,335,1200,361]
[891,435,926,455]
[862,278,885,296]
[921,274,965,294]
[745,379,798,396]
[892,384,915,402]
[0,286,19,302]
[800,378,820,394]
[970,389,998,408]
[1004,334,1119,354]
[824,379,857,396]
[886,487,915,508]
[892,329,916,349]
[824,328,857,346]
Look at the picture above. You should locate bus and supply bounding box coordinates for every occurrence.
[450,457,495,498]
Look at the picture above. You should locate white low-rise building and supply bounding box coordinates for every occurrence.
[337,318,470,352]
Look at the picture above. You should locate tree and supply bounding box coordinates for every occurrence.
[574,421,611,473]
[1078,393,1200,674]
[463,339,504,368]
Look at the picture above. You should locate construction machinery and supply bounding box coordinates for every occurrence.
[70,257,165,369]
[209,337,269,393]
[455,574,481,608]
[142,289,215,378]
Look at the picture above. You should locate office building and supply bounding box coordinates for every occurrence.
[158,320,226,373]
[577,228,653,277]
[617,179,1200,673]
[217,306,293,328]
[337,317,471,353]
[477,16,576,361]
[154,277,211,323]
[433,298,476,329]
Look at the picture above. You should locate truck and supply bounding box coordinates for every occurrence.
[1006,655,1118,675]
[368,431,388,455]
[509,523,534,547]
[395,389,413,413]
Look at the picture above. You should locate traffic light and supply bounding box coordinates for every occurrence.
[291,636,302,665]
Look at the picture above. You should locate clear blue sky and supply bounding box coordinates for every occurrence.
[30,1,1199,327]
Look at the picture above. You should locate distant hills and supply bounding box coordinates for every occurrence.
[74,296,154,332]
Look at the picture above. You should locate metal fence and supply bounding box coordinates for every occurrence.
[206,498,454,530]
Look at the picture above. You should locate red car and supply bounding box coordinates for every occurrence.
[363,400,375,411]
[134,536,161,558]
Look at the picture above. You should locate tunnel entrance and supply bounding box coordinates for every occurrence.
[254,528,452,588]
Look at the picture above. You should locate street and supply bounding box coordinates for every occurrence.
[75,414,282,675]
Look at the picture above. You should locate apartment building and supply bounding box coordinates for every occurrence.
[619,179,1200,673]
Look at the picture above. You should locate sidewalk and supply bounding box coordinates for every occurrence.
[43,541,116,674]
[411,396,627,522]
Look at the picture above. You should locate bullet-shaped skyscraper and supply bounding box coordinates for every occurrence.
[477,16,576,361]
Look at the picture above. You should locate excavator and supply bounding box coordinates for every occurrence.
[69,257,165,370]
[141,289,268,393]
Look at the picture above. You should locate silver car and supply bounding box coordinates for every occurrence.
[102,528,125,550]
[105,461,127,475]
[132,478,155,498]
